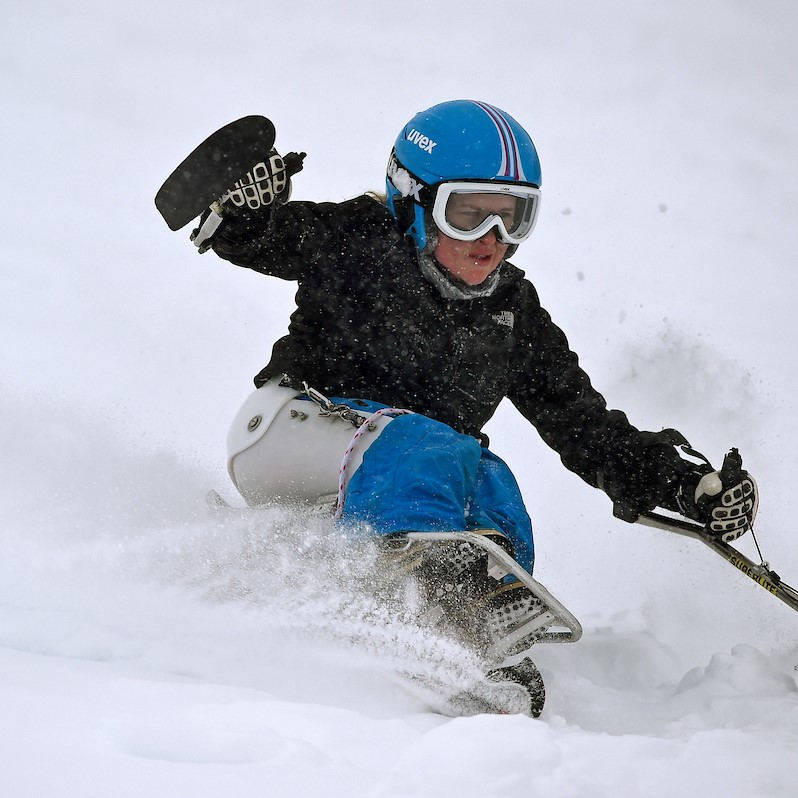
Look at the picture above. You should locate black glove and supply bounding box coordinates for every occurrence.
[191,149,306,253]
[678,448,759,542]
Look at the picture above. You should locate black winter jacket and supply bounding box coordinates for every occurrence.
[211,195,692,519]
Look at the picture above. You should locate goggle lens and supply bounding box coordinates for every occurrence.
[446,194,525,234]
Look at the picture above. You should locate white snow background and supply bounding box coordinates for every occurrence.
[2,1,798,795]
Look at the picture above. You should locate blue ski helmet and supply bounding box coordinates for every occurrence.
[386,100,542,252]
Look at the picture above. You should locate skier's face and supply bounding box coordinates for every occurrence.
[433,227,509,286]
[432,192,513,285]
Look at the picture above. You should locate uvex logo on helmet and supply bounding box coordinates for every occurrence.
[405,129,437,154]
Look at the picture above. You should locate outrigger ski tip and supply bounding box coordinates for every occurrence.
[155,115,276,231]
[637,511,798,614]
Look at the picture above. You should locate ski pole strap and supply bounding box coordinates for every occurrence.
[334,407,414,520]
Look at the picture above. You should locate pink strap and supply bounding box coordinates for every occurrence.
[334,407,413,520]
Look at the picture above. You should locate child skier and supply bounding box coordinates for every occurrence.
[189,101,758,698]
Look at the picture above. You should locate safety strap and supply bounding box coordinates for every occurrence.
[300,383,415,519]
[334,406,414,520]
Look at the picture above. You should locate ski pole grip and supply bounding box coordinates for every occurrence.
[719,447,742,488]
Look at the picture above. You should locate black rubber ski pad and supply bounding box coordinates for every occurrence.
[155,115,276,230]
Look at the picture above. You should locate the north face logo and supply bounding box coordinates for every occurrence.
[405,129,437,154]
[492,311,515,329]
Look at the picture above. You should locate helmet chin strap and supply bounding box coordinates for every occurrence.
[421,214,438,255]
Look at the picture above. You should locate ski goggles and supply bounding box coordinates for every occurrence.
[431,181,542,245]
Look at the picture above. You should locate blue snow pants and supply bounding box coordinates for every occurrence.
[337,399,535,572]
